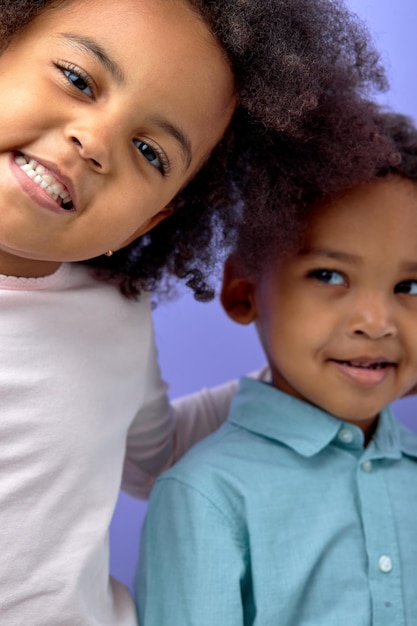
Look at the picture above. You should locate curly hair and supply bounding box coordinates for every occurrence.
[0,0,392,299]
[376,112,417,181]
[233,109,417,275]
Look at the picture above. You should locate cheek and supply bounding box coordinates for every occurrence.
[403,331,417,368]
[107,185,157,228]
[260,309,297,357]
[269,308,332,359]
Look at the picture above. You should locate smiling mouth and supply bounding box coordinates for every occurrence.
[14,153,74,210]
[335,359,394,370]
[330,357,396,387]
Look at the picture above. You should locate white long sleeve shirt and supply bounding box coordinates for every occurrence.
[0,263,241,626]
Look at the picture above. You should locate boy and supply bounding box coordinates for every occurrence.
[136,112,417,625]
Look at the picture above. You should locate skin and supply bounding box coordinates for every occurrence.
[222,176,417,441]
[0,0,236,277]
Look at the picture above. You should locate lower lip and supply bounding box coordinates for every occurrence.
[9,154,68,215]
[330,360,394,386]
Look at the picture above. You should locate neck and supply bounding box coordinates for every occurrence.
[0,250,61,278]
[358,415,380,446]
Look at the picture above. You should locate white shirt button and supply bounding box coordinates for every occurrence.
[338,428,354,443]
[378,555,393,573]
[361,461,373,473]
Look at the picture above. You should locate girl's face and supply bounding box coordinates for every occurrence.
[0,0,235,277]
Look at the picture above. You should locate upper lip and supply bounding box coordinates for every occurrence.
[19,151,77,209]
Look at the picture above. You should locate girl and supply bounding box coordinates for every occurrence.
[0,0,394,624]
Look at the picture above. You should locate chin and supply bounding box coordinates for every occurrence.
[330,404,381,423]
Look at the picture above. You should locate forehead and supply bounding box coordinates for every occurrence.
[305,176,417,250]
[46,0,216,56]
[34,0,229,82]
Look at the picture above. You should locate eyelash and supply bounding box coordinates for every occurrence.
[55,61,95,97]
[55,62,170,176]
[133,140,170,176]
[308,271,417,296]
[394,280,417,295]
[307,268,346,286]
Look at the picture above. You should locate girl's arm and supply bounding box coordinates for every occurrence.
[121,316,268,499]
[169,367,270,463]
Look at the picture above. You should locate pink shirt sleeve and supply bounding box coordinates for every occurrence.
[122,322,269,500]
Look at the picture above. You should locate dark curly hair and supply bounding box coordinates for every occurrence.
[1,0,392,299]
[376,112,417,181]
[233,109,417,275]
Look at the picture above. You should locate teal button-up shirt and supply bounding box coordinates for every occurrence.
[137,377,417,625]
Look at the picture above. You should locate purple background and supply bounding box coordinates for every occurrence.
[109,0,417,590]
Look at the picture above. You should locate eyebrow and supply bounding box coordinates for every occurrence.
[299,247,361,264]
[59,33,125,84]
[58,33,194,171]
[301,247,417,274]
[401,261,417,274]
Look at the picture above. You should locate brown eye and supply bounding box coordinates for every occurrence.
[133,140,169,175]
[395,281,417,295]
[60,65,94,97]
[309,269,345,285]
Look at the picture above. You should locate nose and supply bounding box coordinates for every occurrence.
[70,136,103,169]
[65,121,113,172]
[347,293,397,340]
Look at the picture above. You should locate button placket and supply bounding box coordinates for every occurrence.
[378,555,393,574]
[356,454,405,623]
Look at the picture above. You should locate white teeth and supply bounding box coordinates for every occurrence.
[347,361,387,370]
[15,154,72,206]
[51,182,64,194]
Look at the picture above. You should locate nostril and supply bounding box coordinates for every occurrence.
[71,136,102,168]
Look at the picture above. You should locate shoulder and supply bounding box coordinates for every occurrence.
[154,419,278,515]
[43,265,156,360]
[65,264,152,320]
[147,427,248,535]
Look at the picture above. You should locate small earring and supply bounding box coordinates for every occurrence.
[104,250,113,257]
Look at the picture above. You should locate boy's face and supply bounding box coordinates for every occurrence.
[223,176,417,435]
[0,0,235,277]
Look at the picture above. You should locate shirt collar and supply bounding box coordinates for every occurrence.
[228,377,417,459]
[380,406,417,460]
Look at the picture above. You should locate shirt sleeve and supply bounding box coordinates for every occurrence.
[136,477,246,626]
[122,319,270,500]
[121,317,174,499]
[121,298,269,499]
[170,365,271,463]
[121,372,238,499]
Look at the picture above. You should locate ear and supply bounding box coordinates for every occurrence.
[119,207,174,248]
[220,256,258,325]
